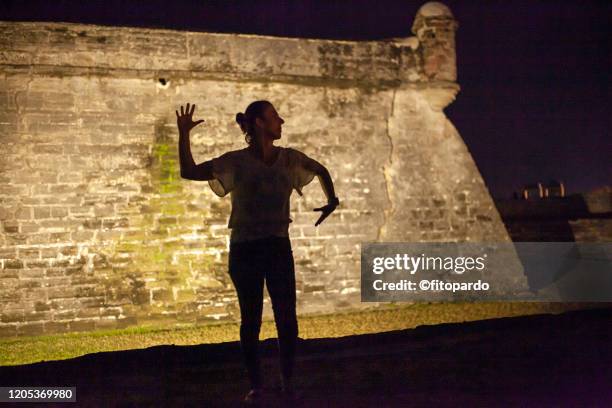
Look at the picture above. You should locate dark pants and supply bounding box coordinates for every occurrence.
[228,235,298,389]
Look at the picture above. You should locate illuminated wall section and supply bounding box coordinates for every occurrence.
[0,2,520,337]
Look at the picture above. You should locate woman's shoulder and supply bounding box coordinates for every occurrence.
[219,148,248,159]
[283,146,305,159]
[282,146,298,164]
[284,146,313,163]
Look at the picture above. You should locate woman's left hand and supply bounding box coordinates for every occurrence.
[313,197,339,227]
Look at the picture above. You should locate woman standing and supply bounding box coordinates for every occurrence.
[177,101,339,403]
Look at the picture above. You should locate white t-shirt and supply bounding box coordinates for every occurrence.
[208,146,318,243]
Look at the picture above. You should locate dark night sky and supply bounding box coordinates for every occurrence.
[1,0,610,199]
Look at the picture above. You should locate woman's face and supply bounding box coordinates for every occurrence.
[256,105,285,140]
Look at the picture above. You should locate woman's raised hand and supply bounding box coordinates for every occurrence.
[176,103,205,134]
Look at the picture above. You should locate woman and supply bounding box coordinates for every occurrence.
[176,101,339,403]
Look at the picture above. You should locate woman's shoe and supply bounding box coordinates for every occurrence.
[243,388,264,404]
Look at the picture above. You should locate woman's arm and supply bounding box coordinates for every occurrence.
[302,158,337,202]
[178,129,214,180]
[176,103,214,180]
[315,165,338,204]
[302,158,340,226]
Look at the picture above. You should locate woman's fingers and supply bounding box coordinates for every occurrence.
[313,204,337,226]
[194,119,205,127]
[313,203,337,212]
[177,103,197,118]
[179,103,191,116]
[315,211,330,226]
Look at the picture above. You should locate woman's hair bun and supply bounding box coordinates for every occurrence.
[235,112,245,125]
[236,112,248,134]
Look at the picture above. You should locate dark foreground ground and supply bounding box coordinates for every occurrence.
[1,307,611,407]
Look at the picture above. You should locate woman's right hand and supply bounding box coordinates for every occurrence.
[176,103,205,134]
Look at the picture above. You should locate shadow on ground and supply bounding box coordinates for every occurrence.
[1,307,611,407]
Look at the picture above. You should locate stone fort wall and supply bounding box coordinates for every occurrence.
[1,2,539,337]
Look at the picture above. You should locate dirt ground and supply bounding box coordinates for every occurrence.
[1,306,610,407]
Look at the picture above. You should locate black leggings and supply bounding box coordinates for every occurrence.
[228,235,298,389]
